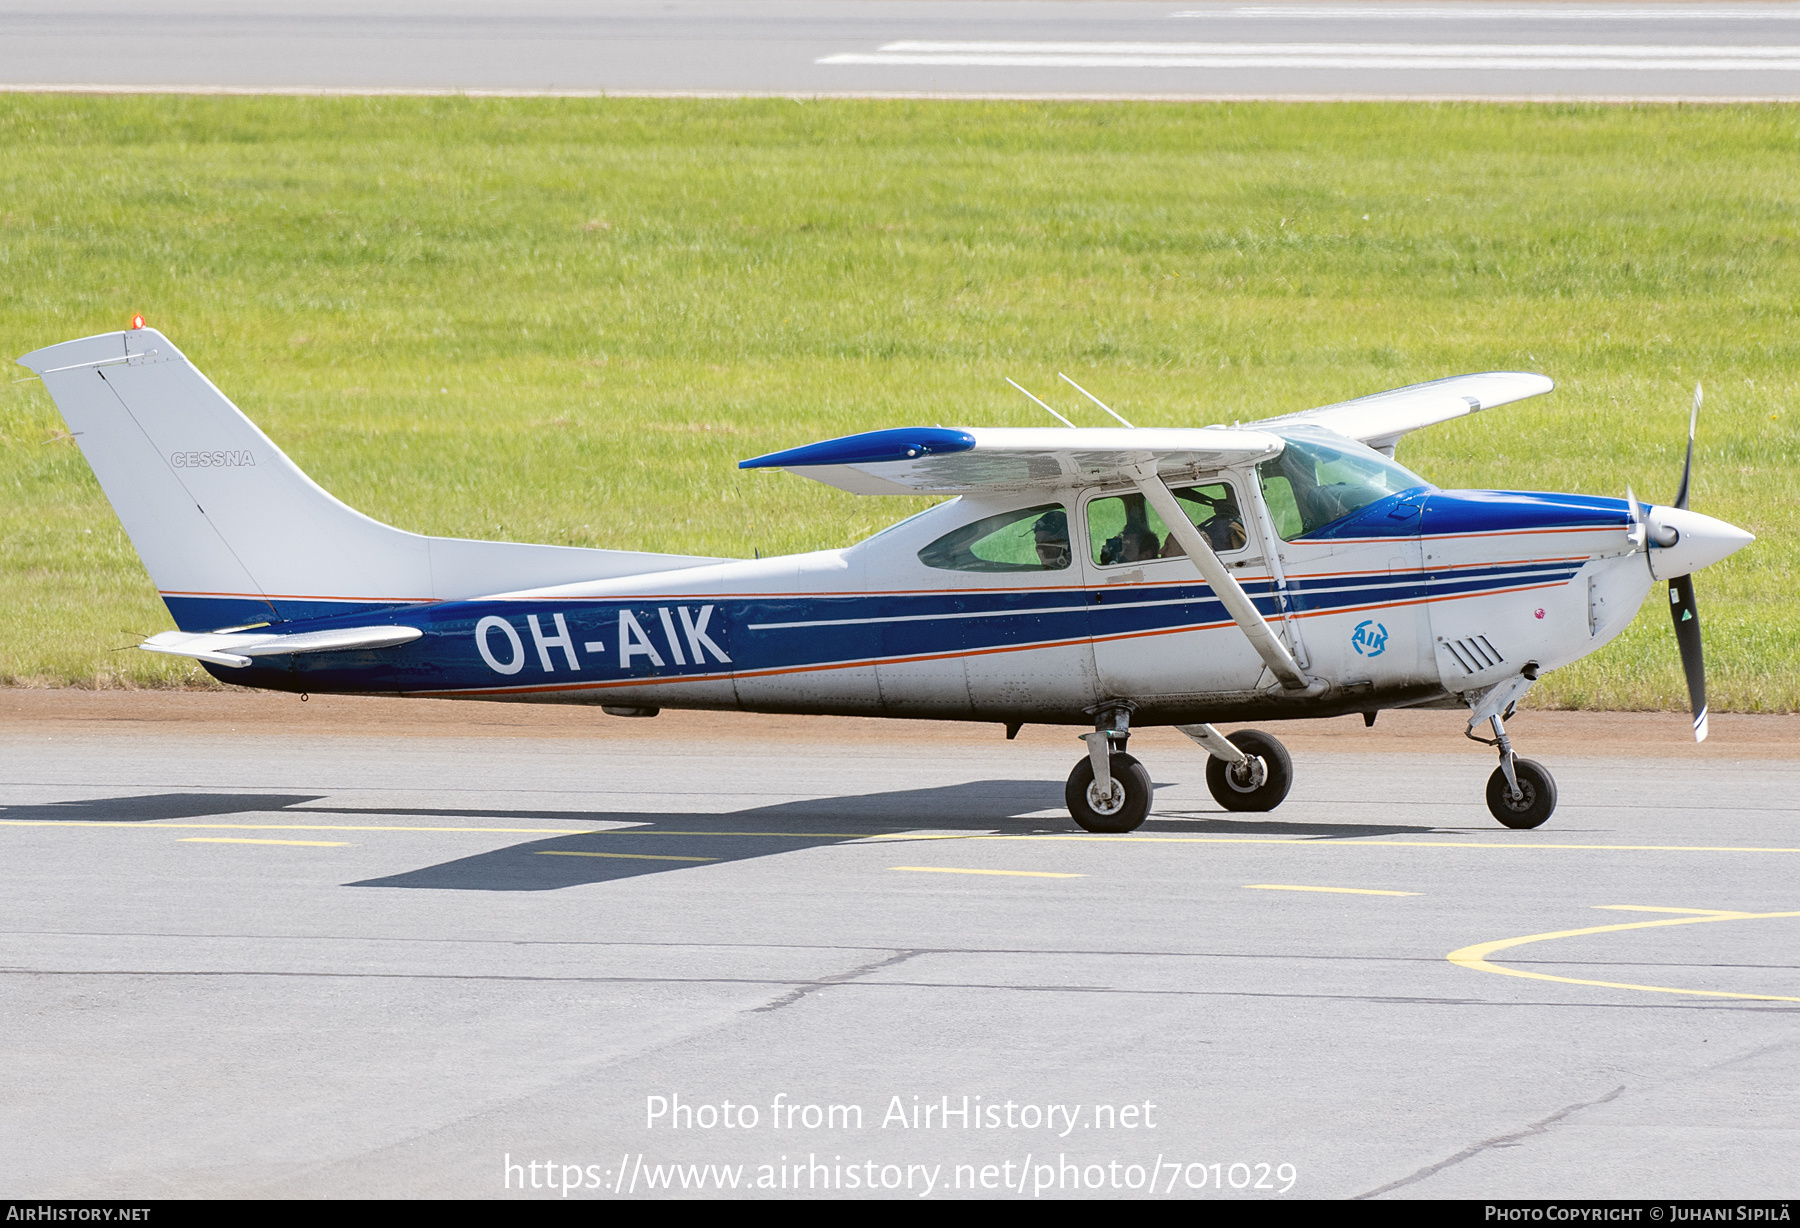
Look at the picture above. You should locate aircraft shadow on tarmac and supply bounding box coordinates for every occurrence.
[343,779,1070,892]
[335,782,1456,893]
[0,792,326,822]
[0,788,1458,892]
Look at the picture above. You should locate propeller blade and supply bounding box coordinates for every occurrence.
[1673,383,1700,511]
[1624,483,1644,550]
[1668,573,1707,742]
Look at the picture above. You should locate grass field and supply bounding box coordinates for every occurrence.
[1,96,1793,709]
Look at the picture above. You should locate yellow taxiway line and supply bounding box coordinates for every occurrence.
[867,834,1800,853]
[892,866,1083,879]
[536,851,719,862]
[2,821,613,834]
[1245,884,1418,896]
[179,837,347,847]
[1448,906,1800,1002]
[6,820,1800,856]
[0,821,891,837]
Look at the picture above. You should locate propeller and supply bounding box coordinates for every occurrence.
[1666,384,1708,742]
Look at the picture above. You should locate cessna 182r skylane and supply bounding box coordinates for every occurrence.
[21,326,1752,832]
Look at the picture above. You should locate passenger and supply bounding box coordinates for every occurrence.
[1032,508,1071,569]
[1100,495,1161,564]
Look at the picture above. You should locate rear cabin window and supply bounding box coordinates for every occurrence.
[1087,483,1246,566]
[918,504,1072,572]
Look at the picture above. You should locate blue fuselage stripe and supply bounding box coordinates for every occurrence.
[193,557,1581,697]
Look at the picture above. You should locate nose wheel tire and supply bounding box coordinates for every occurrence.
[1486,758,1557,829]
[1204,729,1294,813]
[1065,752,1153,833]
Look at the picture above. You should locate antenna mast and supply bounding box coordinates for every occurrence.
[1005,377,1077,428]
[1059,373,1135,427]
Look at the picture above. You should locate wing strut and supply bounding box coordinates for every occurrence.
[1130,465,1324,696]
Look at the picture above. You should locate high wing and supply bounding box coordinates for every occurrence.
[740,372,1551,495]
[739,426,1284,495]
[141,624,423,668]
[1245,371,1554,456]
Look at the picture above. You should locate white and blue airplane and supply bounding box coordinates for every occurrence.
[20,325,1753,832]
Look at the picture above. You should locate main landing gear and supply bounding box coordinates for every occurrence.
[1065,706,1153,833]
[1060,700,1558,833]
[1063,707,1296,833]
[1192,727,1294,813]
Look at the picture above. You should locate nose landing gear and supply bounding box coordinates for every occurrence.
[1469,710,1557,829]
[1485,756,1557,829]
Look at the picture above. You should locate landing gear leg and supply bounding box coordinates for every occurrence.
[1471,712,1557,829]
[1182,724,1294,812]
[1065,704,1151,833]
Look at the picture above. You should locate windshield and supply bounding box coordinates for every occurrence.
[1258,429,1430,540]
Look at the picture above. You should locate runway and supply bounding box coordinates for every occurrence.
[4,692,1796,1198]
[4,1,1800,99]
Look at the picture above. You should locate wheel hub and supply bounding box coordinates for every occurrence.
[1225,754,1267,793]
[1500,779,1537,811]
[1086,778,1127,815]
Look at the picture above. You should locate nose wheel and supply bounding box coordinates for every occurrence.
[1468,705,1558,829]
[1486,758,1557,829]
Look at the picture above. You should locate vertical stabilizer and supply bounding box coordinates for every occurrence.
[19,329,726,630]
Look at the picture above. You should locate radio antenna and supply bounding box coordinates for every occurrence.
[1059,372,1134,427]
[1005,377,1076,428]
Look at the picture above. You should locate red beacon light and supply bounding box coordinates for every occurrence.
[130,314,145,330]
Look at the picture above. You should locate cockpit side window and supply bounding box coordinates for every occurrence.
[1258,431,1430,540]
[1086,482,1246,566]
[917,504,1072,573]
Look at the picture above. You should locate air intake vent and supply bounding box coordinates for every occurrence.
[1444,635,1505,674]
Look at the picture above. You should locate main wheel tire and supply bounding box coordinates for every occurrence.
[1486,758,1557,829]
[1204,729,1294,813]
[1065,752,1153,833]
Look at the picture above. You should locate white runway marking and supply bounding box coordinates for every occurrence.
[1199,6,1800,20]
[821,42,1800,72]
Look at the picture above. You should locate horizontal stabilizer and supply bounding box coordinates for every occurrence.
[740,426,1284,495]
[141,625,424,669]
[1248,372,1554,455]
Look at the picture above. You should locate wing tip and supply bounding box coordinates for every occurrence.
[740,427,977,471]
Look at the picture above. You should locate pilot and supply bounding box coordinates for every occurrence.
[1100,495,1162,565]
[1160,517,1247,556]
[1159,492,1247,558]
[1032,508,1071,570]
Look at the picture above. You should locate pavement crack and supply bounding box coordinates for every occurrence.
[751,948,925,1013]
[1355,1085,1626,1199]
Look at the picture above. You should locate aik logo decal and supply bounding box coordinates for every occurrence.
[1351,619,1389,658]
